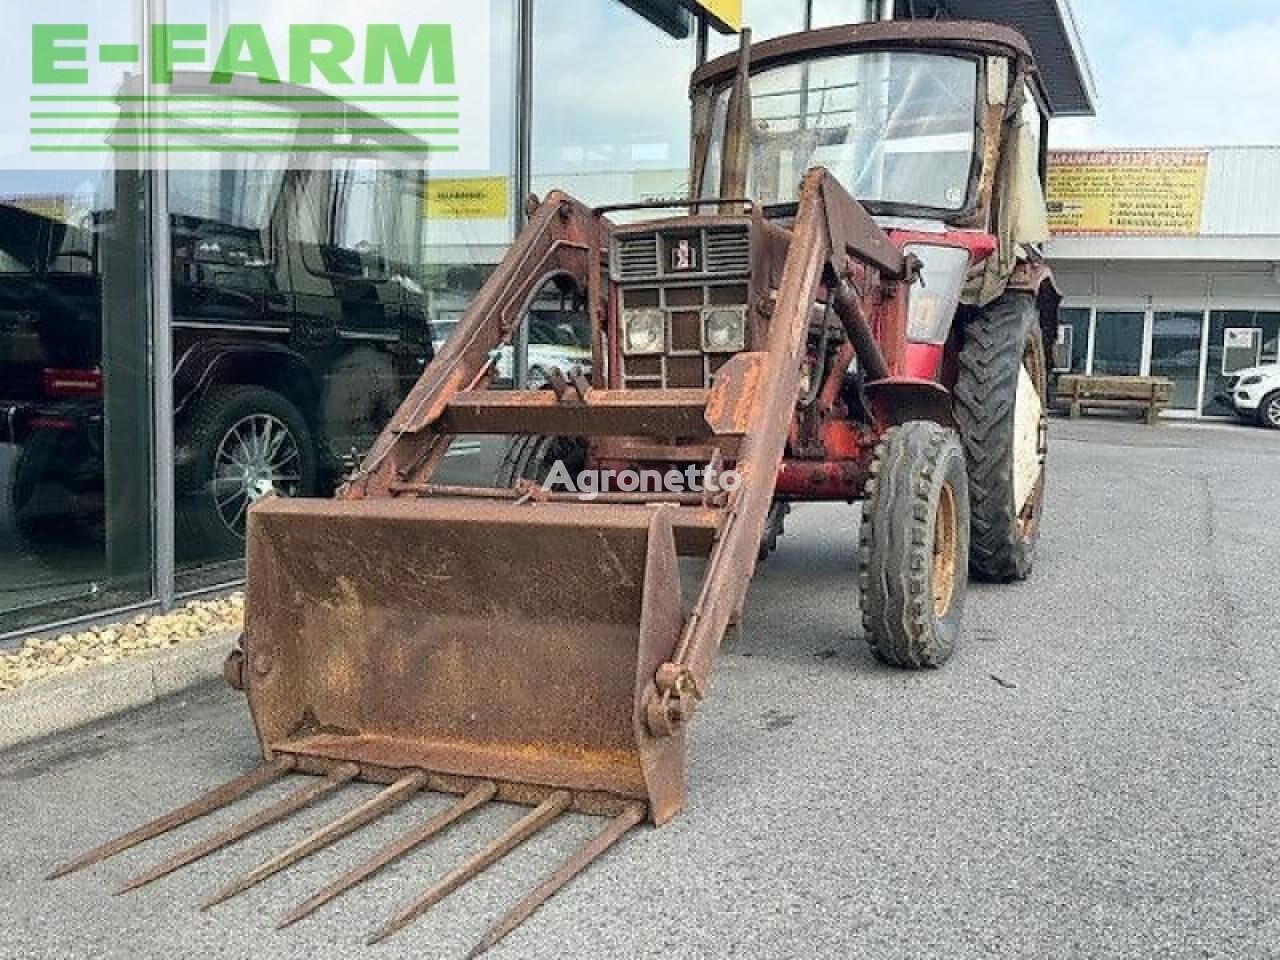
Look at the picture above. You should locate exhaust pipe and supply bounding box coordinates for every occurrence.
[718,27,752,212]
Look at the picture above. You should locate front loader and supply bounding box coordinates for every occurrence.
[54,20,1059,955]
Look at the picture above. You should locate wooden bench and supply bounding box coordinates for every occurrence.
[1054,375,1175,425]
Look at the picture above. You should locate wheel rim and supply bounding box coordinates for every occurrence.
[1268,396,1280,428]
[1013,332,1048,536]
[210,413,302,537]
[932,481,959,617]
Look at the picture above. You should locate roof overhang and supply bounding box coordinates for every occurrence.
[1047,236,1280,263]
[907,0,1096,117]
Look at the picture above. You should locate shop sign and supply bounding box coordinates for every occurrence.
[1046,150,1209,236]
[684,0,743,32]
[1223,327,1262,375]
[423,176,509,220]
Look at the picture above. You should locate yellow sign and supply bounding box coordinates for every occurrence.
[423,176,509,220]
[1047,150,1209,236]
[686,0,742,32]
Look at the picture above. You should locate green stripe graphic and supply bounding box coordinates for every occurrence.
[30,95,460,103]
[32,144,461,153]
[31,127,461,136]
[32,111,459,119]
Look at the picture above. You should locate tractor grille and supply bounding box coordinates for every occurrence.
[616,281,749,390]
[704,228,751,274]
[612,225,752,391]
[615,235,660,282]
[611,225,751,283]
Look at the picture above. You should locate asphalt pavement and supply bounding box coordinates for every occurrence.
[2,417,1277,960]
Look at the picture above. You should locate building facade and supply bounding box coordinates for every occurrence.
[1046,147,1280,417]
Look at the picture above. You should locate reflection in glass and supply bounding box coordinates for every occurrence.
[170,161,433,589]
[532,0,695,209]
[170,2,519,592]
[1091,311,1144,377]
[1149,311,1204,410]
[707,1,806,57]
[0,169,153,635]
[1202,310,1280,416]
[811,0,881,29]
[1055,307,1090,373]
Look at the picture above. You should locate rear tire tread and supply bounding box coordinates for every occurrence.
[954,292,1045,582]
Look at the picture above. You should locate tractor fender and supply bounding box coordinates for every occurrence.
[1005,259,1062,349]
[863,376,958,431]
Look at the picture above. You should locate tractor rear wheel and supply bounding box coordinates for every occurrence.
[858,421,970,669]
[955,291,1048,582]
[495,435,588,488]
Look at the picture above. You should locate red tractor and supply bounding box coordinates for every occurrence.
[57,20,1060,956]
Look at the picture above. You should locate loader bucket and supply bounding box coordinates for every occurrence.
[241,496,688,825]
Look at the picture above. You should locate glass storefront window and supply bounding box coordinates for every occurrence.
[811,1,883,29]
[1092,311,1144,376]
[173,1,516,591]
[1150,311,1205,410]
[0,165,154,635]
[1055,307,1090,373]
[525,0,695,406]
[708,1,806,56]
[532,0,696,210]
[1202,310,1280,416]
[708,0,880,58]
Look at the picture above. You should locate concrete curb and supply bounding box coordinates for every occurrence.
[0,631,235,751]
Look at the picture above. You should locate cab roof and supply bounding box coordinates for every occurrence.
[693,20,1044,114]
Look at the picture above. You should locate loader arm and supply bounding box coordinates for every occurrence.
[344,191,605,498]
[649,168,856,733]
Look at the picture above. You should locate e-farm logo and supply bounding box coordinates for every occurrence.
[13,4,492,169]
[33,23,457,87]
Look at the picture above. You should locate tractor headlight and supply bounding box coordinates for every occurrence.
[622,308,665,355]
[701,306,747,353]
[905,244,970,344]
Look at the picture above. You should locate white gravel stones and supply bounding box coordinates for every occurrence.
[0,594,243,693]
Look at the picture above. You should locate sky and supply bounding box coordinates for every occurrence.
[1054,0,1280,147]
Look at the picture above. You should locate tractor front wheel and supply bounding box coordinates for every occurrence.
[858,421,970,669]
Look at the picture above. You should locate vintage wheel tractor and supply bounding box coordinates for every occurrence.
[55,20,1060,956]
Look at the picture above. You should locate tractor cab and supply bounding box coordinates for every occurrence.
[685,20,1054,350]
[692,22,1049,228]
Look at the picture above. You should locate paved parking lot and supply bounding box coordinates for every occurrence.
[2,418,1277,960]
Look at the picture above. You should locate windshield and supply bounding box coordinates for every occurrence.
[702,51,981,212]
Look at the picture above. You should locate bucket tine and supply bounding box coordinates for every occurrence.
[277,781,497,930]
[367,790,572,946]
[464,802,647,959]
[202,770,429,909]
[116,763,360,895]
[47,757,296,880]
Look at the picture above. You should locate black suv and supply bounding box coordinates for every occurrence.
[1,165,433,559]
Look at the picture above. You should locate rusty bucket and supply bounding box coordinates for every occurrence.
[241,496,688,825]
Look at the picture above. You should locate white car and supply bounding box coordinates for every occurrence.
[1223,364,1280,429]
[432,327,592,388]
